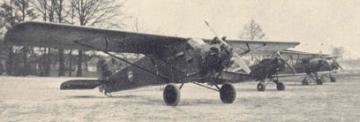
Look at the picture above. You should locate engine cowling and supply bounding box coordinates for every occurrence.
[187,38,233,77]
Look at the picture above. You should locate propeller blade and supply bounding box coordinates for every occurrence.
[203,20,251,74]
[285,61,297,74]
[204,20,219,37]
[333,60,344,70]
[232,53,251,74]
[276,51,297,74]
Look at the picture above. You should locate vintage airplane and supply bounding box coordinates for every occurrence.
[279,50,342,85]
[5,21,299,106]
[223,51,298,91]
[225,49,342,91]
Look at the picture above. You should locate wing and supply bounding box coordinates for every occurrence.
[4,22,187,55]
[226,40,300,55]
[280,50,331,59]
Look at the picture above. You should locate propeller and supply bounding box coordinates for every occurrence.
[320,55,344,71]
[204,20,251,74]
[327,56,344,71]
[335,60,344,70]
[273,51,297,74]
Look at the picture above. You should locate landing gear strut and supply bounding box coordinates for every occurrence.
[98,84,112,97]
[163,80,237,105]
[219,83,236,103]
[302,77,310,85]
[257,79,285,91]
[330,76,336,82]
[163,84,180,106]
[316,79,323,85]
[302,75,323,85]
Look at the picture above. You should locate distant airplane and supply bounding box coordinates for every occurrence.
[226,49,342,92]
[224,50,297,91]
[279,50,342,85]
[5,21,299,106]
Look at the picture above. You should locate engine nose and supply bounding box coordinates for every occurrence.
[200,45,233,76]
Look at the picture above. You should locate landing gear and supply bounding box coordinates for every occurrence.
[315,73,322,85]
[316,79,323,85]
[302,75,324,85]
[257,79,285,91]
[273,79,285,91]
[276,82,285,91]
[302,77,309,85]
[330,76,336,82]
[98,84,112,97]
[163,84,180,106]
[257,82,266,91]
[219,83,236,103]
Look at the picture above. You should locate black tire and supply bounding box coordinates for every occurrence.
[316,79,323,85]
[257,82,266,91]
[330,76,336,82]
[163,84,180,106]
[220,83,236,103]
[276,82,285,91]
[302,78,309,85]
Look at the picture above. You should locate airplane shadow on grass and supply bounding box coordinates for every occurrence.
[237,88,286,92]
[65,94,223,106]
[66,94,146,99]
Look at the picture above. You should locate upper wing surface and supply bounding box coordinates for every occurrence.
[5,22,187,54]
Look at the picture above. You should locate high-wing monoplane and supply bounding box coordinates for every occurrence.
[224,43,300,91]
[225,48,342,91]
[279,50,342,85]
[5,22,300,106]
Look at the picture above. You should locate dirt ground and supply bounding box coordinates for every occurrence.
[0,75,359,122]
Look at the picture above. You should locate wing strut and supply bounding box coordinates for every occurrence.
[238,43,251,55]
[238,43,268,56]
[73,39,171,81]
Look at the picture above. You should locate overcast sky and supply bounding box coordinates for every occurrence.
[121,0,360,59]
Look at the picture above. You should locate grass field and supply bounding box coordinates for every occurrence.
[0,75,359,122]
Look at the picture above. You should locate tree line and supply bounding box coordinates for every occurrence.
[0,0,124,76]
[0,0,267,77]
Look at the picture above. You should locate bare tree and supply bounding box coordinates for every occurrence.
[31,0,59,76]
[128,17,147,32]
[54,0,67,76]
[126,17,145,60]
[32,0,70,76]
[0,0,36,76]
[32,0,49,76]
[240,19,266,40]
[332,47,345,59]
[69,0,125,76]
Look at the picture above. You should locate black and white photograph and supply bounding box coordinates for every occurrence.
[0,0,359,121]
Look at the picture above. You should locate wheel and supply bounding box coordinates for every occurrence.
[276,82,285,91]
[330,76,336,82]
[163,84,180,106]
[220,83,236,103]
[316,79,323,85]
[257,82,266,91]
[302,77,309,85]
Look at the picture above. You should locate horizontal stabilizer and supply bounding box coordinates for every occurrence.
[60,79,102,90]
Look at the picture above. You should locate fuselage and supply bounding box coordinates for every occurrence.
[106,38,234,92]
[293,58,339,74]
